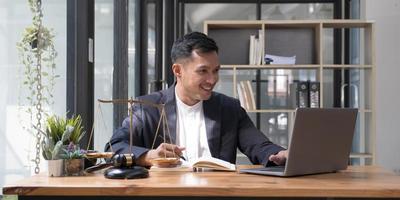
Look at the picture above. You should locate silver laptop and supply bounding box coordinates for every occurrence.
[240,108,358,177]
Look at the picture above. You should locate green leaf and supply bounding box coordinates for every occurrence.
[51,141,63,160]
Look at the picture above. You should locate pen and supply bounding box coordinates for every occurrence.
[157,135,186,160]
[179,155,187,161]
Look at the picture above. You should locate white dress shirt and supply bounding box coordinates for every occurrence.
[175,90,211,163]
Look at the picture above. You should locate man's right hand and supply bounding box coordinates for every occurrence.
[136,143,185,166]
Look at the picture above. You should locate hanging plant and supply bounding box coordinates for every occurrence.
[17,0,59,174]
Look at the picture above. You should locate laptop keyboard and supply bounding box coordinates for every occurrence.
[258,166,285,172]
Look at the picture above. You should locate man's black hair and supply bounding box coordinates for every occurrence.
[171,32,218,63]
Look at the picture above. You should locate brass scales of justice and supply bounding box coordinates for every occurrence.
[84,98,182,179]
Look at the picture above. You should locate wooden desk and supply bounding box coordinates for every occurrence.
[3,166,400,200]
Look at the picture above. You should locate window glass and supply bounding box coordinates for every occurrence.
[94,0,113,152]
[184,3,257,33]
[261,3,334,20]
[146,3,157,93]
[261,3,334,65]
[128,0,136,97]
[0,0,66,191]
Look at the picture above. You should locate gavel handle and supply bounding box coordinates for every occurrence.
[85,163,113,173]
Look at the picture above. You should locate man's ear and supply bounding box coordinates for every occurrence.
[172,63,182,77]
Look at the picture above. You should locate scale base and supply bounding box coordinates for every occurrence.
[104,166,149,179]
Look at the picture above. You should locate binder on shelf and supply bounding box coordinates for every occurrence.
[309,81,320,108]
[289,81,299,108]
[297,81,309,108]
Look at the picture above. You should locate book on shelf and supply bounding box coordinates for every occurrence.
[249,35,255,65]
[257,29,264,65]
[190,156,236,171]
[237,80,256,110]
[245,80,256,110]
[239,81,250,109]
[236,82,246,108]
[248,30,263,65]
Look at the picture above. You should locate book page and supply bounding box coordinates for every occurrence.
[191,156,236,171]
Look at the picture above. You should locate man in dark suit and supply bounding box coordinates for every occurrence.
[105,32,287,167]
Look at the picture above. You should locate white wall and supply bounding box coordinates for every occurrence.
[364,0,400,172]
[0,1,66,193]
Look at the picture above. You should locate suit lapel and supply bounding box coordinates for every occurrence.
[203,94,221,158]
[163,85,177,144]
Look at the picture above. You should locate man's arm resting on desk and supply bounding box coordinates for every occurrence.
[136,143,185,166]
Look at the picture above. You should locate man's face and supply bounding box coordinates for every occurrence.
[174,50,220,105]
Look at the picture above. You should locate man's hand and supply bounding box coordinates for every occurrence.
[136,143,185,166]
[268,150,288,166]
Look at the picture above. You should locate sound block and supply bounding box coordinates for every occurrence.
[104,166,149,179]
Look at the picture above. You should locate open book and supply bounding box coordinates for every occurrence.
[190,156,236,171]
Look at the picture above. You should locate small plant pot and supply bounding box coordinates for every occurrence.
[47,159,64,177]
[64,159,85,176]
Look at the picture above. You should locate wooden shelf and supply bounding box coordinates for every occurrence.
[322,64,373,69]
[359,109,373,113]
[221,64,374,69]
[350,153,373,158]
[204,21,262,30]
[221,64,320,69]
[322,20,374,28]
[206,20,374,29]
[206,20,375,166]
[246,109,296,113]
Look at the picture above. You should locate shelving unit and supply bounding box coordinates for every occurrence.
[204,20,375,166]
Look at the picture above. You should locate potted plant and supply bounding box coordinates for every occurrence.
[61,142,86,176]
[17,0,58,174]
[41,115,85,176]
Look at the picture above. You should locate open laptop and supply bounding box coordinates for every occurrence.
[240,108,358,177]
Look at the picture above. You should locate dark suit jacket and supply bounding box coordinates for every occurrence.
[105,85,284,166]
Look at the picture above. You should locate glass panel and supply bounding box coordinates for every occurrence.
[323,27,370,65]
[323,69,372,109]
[350,157,373,166]
[245,112,293,149]
[146,3,156,94]
[208,27,261,65]
[323,28,334,64]
[261,3,335,65]
[214,69,234,97]
[261,3,334,20]
[184,3,257,33]
[350,112,373,165]
[236,69,318,110]
[0,0,66,189]
[94,0,114,152]
[128,0,136,98]
[265,26,318,65]
[236,152,251,165]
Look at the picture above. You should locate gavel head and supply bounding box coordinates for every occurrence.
[111,153,136,168]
